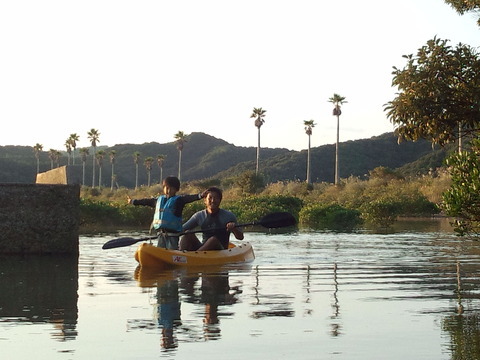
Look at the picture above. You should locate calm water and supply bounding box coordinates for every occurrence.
[2,219,480,359]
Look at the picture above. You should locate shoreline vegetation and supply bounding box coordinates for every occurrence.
[79,166,451,234]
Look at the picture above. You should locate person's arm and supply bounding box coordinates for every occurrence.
[127,196,157,207]
[173,192,206,217]
[227,222,244,240]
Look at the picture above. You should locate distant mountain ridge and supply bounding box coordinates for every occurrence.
[0,132,450,187]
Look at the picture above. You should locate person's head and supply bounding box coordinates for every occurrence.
[204,187,223,213]
[162,176,180,196]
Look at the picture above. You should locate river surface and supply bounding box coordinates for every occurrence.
[2,219,480,359]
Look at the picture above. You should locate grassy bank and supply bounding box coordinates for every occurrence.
[80,168,450,232]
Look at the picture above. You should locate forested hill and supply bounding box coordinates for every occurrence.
[0,132,450,187]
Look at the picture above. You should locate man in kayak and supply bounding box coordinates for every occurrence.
[127,176,205,249]
[180,186,244,251]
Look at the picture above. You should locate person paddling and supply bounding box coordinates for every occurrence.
[128,176,205,249]
[180,186,243,251]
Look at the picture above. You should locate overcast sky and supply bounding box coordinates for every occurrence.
[1,0,478,152]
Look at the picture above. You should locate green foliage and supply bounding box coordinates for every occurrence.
[443,139,480,235]
[299,204,362,231]
[235,171,265,194]
[79,199,152,227]
[360,199,403,229]
[385,37,480,146]
[224,195,303,224]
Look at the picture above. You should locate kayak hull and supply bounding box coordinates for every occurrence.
[134,242,255,268]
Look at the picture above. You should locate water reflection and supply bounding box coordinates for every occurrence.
[0,254,78,341]
[441,261,480,360]
[133,266,242,352]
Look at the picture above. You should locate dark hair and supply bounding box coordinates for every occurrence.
[206,186,223,200]
[163,176,180,191]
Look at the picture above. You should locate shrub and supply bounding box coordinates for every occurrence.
[299,203,362,231]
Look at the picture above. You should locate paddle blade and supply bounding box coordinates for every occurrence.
[257,212,296,228]
[102,237,148,250]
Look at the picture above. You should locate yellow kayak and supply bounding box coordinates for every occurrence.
[134,242,255,268]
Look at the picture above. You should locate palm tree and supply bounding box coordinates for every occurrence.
[79,147,89,185]
[144,156,154,187]
[174,131,188,181]
[96,150,105,188]
[64,139,72,165]
[109,150,116,191]
[87,129,100,188]
[157,154,166,184]
[133,151,141,190]
[328,94,347,185]
[48,149,60,169]
[33,143,43,174]
[304,120,316,184]
[68,133,80,165]
[250,107,267,174]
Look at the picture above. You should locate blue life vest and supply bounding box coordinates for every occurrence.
[152,195,182,232]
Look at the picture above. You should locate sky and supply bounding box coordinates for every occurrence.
[0,0,478,152]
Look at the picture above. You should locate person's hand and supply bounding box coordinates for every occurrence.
[226,222,236,232]
[127,196,132,205]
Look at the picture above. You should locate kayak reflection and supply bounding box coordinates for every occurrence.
[134,266,245,350]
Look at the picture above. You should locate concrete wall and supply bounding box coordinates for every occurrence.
[0,184,80,254]
[36,165,83,185]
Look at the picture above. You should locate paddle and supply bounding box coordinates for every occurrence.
[102,211,296,250]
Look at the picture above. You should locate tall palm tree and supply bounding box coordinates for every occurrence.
[79,147,89,185]
[48,149,60,169]
[250,107,267,174]
[87,129,100,188]
[33,143,43,174]
[109,150,116,191]
[328,94,347,185]
[68,133,80,165]
[144,156,154,187]
[133,151,141,190]
[96,150,105,188]
[157,154,166,184]
[64,139,72,165]
[174,131,188,181]
[304,120,316,184]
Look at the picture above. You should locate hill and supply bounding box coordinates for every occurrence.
[0,132,451,187]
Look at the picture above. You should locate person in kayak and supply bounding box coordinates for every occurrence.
[127,176,205,249]
[180,186,244,251]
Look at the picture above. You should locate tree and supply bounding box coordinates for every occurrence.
[444,0,480,26]
[133,151,141,190]
[157,154,166,184]
[384,37,480,152]
[64,139,72,165]
[174,131,188,181]
[87,129,100,188]
[79,147,89,185]
[68,133,79,165]
[329,94,347,185]
[250,107,267,174]
[48,149,60,169]
[96,150,105,188]
[144,156,154,187]
[33,143,43,174]
[443,138,480,236]
[304,120,316,184]
[109,150,116,191]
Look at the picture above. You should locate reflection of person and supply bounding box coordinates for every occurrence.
[179,271,239,341]
[128,176,204,249]
[156,279,181,349]
[180,187,243,251]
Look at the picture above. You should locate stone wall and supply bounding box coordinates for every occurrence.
[0,184,80,254]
